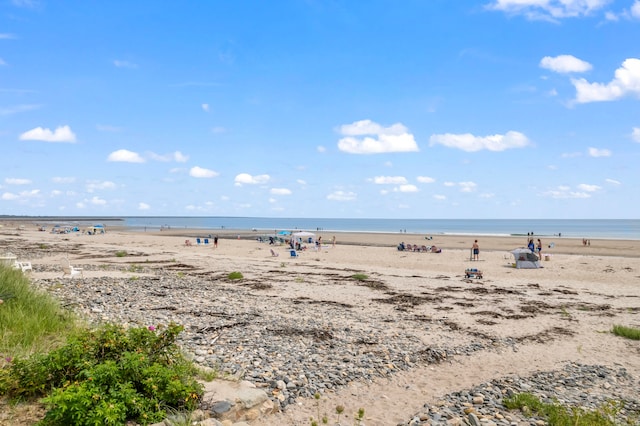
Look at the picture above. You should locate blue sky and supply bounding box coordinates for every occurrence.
[1,0,639,219]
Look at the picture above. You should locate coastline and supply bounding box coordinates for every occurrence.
[1,220,639,424]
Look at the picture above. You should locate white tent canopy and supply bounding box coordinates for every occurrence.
[511,248,541,269]
[292,231,316,243]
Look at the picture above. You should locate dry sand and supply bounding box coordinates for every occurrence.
[1,221,639,425]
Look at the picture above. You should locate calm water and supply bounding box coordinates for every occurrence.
[121,217,640,240]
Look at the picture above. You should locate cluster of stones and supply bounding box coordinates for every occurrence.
[27,265,640,425]
[403,363,640,425]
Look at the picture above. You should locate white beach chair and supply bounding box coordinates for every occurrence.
[13,261,33,273]
[61,258,83,278]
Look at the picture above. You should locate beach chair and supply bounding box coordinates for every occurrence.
[61,259,83,278]
[13,261,32,273]
[270,249,279,257]
[204,238,209,245]
[290,250,299,258]
[196,238,201,245]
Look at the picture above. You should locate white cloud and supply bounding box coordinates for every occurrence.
[234,173,271,185]
[148,151,189,162]
[543,187,592,199]
[0,58,6,66]
[317,145,326,153]
[337,119,419,154]
[201,103,210,112]
[443,182,456,187]
[211,126,227,134]
[190,166,219,178]
[459,181,478,192]
[297,179,307,185]
[2,192,18,200]
[540,55,592,73]
[138,202,150,210]
[632,127,640,142]
[479,193,495,198]
[0,33,16,39]
[433,194,447,200]
[605,178,621,185]
[417,176,436,184]
[588,147,611,157]
[327,190,357,201]
[113,60,138,69]
[572,58,640,103]
[19,125,76,143]
[86,181,116,192]
[107,149,145,163]
[372,176,407,185]
[271,188,292,195]
[5,178,31,185]
[632,0,640,18]
[429,131,530,152]
[577,183,601,192]
[0,104,41,116]
[487,0,610,20]
[90,196,107,205]
[394,184,419,193]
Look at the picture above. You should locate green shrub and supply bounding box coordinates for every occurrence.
[115,251,128,257]
[612,324,640,340]
[1,323,203,425]
[227,272,243,280]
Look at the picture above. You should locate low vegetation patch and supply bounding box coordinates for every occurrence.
[350,273,369,281]
[0,265,204,425]
[612,324,640,340]
[0,266,77,358]
[1,323,203,425]
[115,250,128,257]
[227,271,243,280]
[503,392,626,426]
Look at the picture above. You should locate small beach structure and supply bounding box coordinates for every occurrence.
[87,224,106,235]
[511,248,541,269]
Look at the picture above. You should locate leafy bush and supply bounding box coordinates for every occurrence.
[612,324,640,340]
[0,323,203,425]
[351,273,368,281]
[227,271,243,280]
[115,250,128,257]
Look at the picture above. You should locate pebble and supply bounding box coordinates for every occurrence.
[26,265,640,424]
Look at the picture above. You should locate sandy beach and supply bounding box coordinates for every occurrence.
[1,220,639,425]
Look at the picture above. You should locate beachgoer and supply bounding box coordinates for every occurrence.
[214,235,218,248]
[536,238,542,259]
[472,240,479,260]
[332,236,336,247]
[528,239,535,253]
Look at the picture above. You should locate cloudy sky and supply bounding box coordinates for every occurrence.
[1,0,639,219]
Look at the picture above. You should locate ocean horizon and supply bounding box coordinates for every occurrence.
[4,216,639,240]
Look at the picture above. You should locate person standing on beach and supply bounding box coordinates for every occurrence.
[332,236,336,247]
[536,238,542,260]
[472,240,479,260]
[214,235,218,248]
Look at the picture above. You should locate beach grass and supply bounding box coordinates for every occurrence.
[612,324,640,340]
[0,266,79,360]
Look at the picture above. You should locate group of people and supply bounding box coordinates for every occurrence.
[528,238,542,258]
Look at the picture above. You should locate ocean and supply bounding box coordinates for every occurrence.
[118,217,640,240]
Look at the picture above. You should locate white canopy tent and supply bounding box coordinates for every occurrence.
[292,231,316,243]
